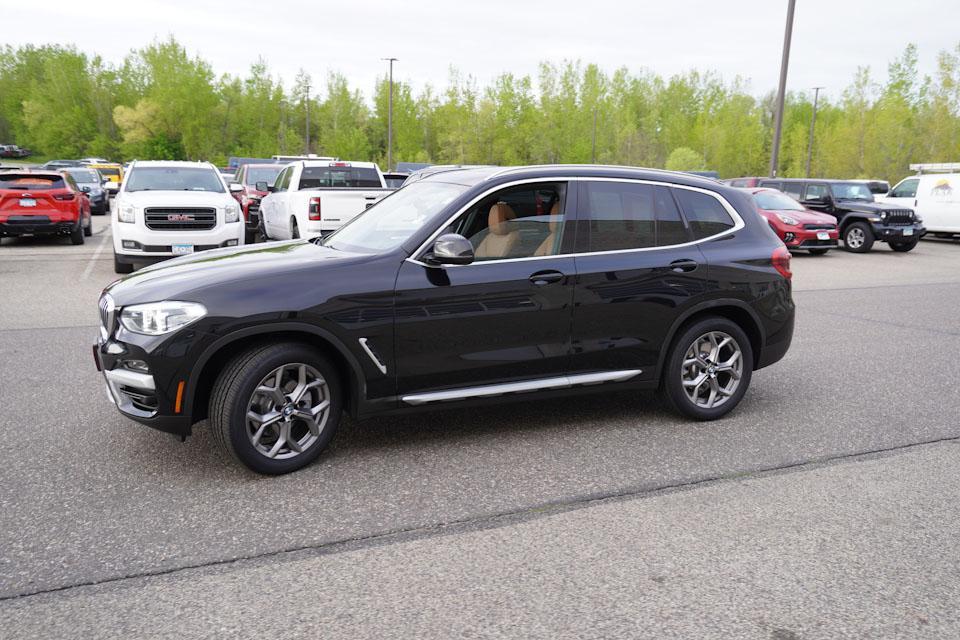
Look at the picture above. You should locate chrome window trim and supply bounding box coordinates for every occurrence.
[401,369,642,406]
[406,176,745,268]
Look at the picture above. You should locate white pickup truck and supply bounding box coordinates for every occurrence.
[257,160,391,240]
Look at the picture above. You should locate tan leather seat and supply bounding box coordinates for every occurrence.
[475,202,520,259]
[533,202,562,257]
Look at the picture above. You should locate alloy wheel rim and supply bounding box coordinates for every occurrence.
[681,331,743,409]
[847,228,864,248]
[246,363,330,460]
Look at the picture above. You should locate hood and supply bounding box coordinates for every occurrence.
[104,240,375,306]
[836,200,906,213]
[119,190,232,208]
[762,207,836,224]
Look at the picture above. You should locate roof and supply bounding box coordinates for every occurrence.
[129,160,215,169]
[418,164,732,191]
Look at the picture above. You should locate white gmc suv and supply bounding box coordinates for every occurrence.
[111,161,244,273]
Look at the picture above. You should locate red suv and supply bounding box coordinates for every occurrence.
[0,170,92,245]
[233,163,284,242]
[746,187,839,255]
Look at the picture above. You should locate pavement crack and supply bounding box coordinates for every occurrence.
[2,434,958,604]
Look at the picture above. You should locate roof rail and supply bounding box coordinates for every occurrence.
[909,162,960,174]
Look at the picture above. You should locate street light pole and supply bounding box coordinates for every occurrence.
[382,57,398,171]
[304,82,311,155]
[805,86,824,178]
[768,0,797,178]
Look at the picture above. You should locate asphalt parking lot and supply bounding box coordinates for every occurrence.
[2,217,960,638]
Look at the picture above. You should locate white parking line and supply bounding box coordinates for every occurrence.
[81,228,111,280]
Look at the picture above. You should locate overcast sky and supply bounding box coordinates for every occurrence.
[7,0,957,102]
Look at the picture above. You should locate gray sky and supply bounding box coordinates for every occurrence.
[7,0,957,102]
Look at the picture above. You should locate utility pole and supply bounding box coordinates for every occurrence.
[591,107,598,163]
[304,82,311,154]
[805,86,824,177]
[768,0,797,178]
[382,57,398,171]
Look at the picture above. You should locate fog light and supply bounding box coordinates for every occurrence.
[122,240,141,250]
[225,239,238,247]
[121,359,150,373]
[783,232,795,243]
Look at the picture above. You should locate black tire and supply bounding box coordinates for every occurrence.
[210,342,342,475]
[661,316,754,421]
[291,218,300,240]
[70,222,84,245]
[842,222,874,253]
[83,214,93,237]
[113,252,133,274]
[808,248,830,255]
[889,237,919,252]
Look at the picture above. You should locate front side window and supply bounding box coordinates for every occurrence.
[276,168,292,192]
[673,188,736,240]
[125,167,225,193]
[443,183,567,261]
[580,181,688,250]
[890,178,919,198]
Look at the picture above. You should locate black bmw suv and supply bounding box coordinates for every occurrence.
[95,165,795,474]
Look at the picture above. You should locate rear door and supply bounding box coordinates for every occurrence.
[568,180,707,382]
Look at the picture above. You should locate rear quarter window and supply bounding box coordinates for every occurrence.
[673,189,736,240]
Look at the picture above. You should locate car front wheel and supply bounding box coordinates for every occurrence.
[889,237,919,252]
[843,222,874,253]
[210,343,342,474]
[662,317,753,421]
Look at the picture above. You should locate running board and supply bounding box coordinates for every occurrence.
[401,369,642,406]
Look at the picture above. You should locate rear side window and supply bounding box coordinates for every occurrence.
[0,174,66,190]
[673,189,736,240]
[299,166,381,189]
[579,182,690,251]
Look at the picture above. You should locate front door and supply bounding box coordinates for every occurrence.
[394,181,576,397]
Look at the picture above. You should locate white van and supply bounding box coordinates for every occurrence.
[879,163,960,237]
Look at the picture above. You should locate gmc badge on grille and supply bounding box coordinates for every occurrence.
[167,214,194,222]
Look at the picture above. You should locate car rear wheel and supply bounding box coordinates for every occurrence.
[210,342,342,475]
[83,214,93,237]
[843,222,874,253]
[113,252,133,274]
[889,237,919,252]
[70,222,84,245]
[808,248,829,255]
[661,317,753,421]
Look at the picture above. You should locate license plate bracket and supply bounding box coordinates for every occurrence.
[903,228,914,236]
[817,231,830,240]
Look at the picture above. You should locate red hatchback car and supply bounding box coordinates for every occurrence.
[747,187,839,255]
[0,170,92,245]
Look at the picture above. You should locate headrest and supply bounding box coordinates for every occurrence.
[488,202,516,235]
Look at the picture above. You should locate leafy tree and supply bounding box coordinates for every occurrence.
[665,147,704,171]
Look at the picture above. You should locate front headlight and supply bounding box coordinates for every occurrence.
[776,213,799,226]
[120,301,207,335]
[118,203,136,223]
[225,202,240,223]
[880,211,888,221]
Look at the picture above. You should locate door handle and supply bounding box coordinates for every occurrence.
[529,270,564,285]
[364,195,378,200]
[669,259,699,273]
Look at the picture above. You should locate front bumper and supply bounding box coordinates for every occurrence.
[0,215,79,236]
[872,223,925,242]
[778,226,839,250]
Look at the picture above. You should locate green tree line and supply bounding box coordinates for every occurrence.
[1,37,958,182]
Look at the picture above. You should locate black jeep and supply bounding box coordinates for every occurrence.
[758,178,924,253]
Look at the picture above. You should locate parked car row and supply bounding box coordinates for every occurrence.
[0,144,32,159]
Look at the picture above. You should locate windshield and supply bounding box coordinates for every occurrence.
[65,169,100,184]
[245,166,283,186]
[125,167,225,193]
[97,168,120,177]
[830,182,874,201]
[753,191,804,211]
[323,181,467,253]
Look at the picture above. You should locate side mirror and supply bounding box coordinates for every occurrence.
[255,181,272,192]
[425,233,475,266]
[229,182,243,193]
[80,185,91,193]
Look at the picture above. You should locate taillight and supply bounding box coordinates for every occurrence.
[308,197,321,221]
[53,193,76,201]
[772,246,792,280]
